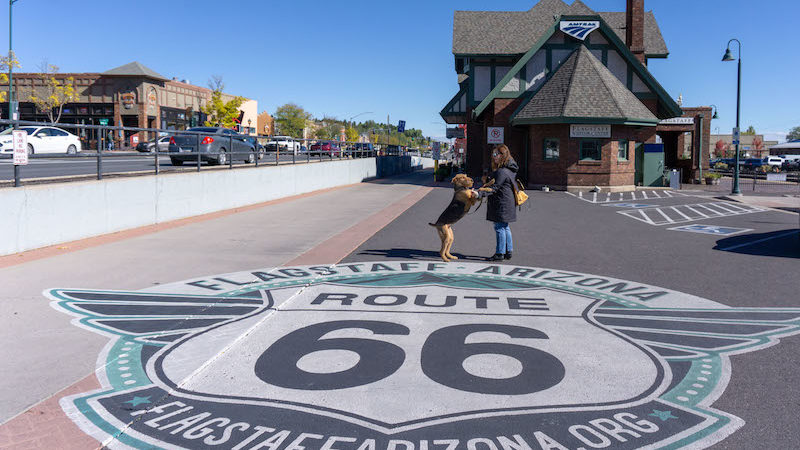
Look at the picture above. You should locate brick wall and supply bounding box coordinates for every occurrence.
[528,124,656,190]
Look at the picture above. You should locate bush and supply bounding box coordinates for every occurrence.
[704,172,722,179]
[713,162,729,170]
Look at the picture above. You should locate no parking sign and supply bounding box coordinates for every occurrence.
[12,130,28,165]
[487,126,504,144]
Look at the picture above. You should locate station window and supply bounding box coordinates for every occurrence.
[543,138,559,160]
[617,139,629,161]
[580,140,602,161]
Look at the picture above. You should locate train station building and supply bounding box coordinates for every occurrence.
[441,0,711,190]
[1,61,257,149]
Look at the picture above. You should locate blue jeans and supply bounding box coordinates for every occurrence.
[493,222,513,254]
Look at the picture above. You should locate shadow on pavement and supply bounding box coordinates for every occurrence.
[358,247,487,262]
[714,229,799,259]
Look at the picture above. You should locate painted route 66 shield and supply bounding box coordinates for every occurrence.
[48,262,800,450]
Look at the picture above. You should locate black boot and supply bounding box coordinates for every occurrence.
[504,251,512,260]
[488,253,504,261]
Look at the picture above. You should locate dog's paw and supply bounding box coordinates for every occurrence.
[446,254,459,260]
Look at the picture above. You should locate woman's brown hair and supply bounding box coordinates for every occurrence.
[491,144,511,171]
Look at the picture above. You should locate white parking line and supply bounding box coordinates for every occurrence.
[618,202,767,226]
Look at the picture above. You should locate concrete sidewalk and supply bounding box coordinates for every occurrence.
[0,170,433,427]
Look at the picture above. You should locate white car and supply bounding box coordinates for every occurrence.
[763,156,784,167]
[0,126,82,155]
[266,136,301,154]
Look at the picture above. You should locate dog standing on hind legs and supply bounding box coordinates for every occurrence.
[429,174,491,262]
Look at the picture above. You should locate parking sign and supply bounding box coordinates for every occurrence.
[13,130,28,165]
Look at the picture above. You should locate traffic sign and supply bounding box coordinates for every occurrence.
[397,120,406,133]
[487,127,504,144]
[12,130,28,165]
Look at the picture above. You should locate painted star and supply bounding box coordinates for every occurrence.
[124,396,151,407]
[649,409,678,421]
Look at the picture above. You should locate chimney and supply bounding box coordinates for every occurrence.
[626,0,646,65]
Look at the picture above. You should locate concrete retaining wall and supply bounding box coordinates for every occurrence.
[1,158,385,256]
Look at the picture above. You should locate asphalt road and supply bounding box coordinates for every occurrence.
[343,182,800,450]
[0,152,349,182]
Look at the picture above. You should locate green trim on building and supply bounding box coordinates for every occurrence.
[471,14,682,121]
[511,116,660,126]
[472,20,561,118]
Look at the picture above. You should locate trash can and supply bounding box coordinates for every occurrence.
[669,169,681,190]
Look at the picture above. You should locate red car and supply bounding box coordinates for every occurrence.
[309,141,341,157]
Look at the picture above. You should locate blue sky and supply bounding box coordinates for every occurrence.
[5,0,799,142]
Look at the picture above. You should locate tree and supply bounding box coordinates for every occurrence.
[0,51,20,104]
[274,103,311,138]
[314,120,342,140]
[28,63,79,123]
[345,126,359,142]
[715,140,727,152]
[787,126,800,141]
[752,137,763,150]
[201,76,245,128]
[742,125,756,135]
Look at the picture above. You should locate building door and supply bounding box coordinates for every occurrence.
[634,143,644,186]
[643,143,665,187]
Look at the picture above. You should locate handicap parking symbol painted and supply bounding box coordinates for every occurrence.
[601,203,657,208]
[668,224,752,235]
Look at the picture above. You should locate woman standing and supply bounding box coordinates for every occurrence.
[480,144,518,261]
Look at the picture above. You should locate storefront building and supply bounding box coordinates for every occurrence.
[441,0,708,190]
[2,62,257,149]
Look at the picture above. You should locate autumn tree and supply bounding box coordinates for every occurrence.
[274,103,311,138]
[201,76,245,128]
[0,51,20,105]
[28,63,79,123]
[345,126,359,142]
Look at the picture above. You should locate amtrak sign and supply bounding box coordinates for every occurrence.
[560,21,600,41]
[49,262,800,449]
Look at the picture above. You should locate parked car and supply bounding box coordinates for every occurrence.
[0,126,82,155]
[781,159,800,171]
[266,136,301,154]
[309,141,341,157]
[168,127,256,166]
[243,136,266,159]
[136,136,171,153]
[762,156,784,168]
[742,158,764,172]
[351,142,375,154]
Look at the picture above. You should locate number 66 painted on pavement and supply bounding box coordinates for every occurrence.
[255,320,565,395]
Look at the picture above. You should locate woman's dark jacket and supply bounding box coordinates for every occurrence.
[483,159,519,223]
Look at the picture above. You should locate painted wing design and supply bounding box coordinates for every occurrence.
[47,289,273,345]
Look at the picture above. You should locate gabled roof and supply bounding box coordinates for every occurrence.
[511,46,658,125]
[453,0,667,57]
[598,11,668,57]
[102,62,169,81]
[471,15,681,120]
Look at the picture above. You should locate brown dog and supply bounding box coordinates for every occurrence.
[429,174,490,262]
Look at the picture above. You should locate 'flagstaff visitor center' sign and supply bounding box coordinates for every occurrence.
[49,262,800,449]
[570,124,611,138]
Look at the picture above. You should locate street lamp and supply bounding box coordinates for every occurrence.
[722,39,742,195]
[709,104,719,120]
[8,0,20,122]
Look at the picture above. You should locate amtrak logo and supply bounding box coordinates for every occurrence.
[48,262,800,449]
[560,21,600,40]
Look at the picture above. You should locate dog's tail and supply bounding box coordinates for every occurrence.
[428,222,437,227]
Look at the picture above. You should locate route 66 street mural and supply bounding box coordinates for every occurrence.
[48,262,800,449]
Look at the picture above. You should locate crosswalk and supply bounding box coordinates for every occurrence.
[565,189,695,203]
[617,202,767,226]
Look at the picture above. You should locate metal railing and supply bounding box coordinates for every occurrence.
[0,120,403,188]
[706,165,800,194]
